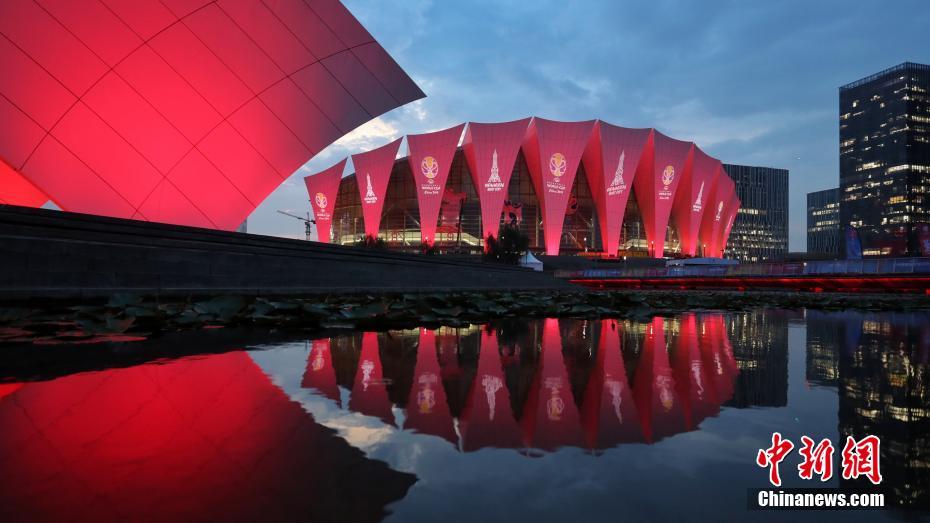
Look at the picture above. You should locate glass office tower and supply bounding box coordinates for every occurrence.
[807,188,841,257]
[839,62,930,253]
[723,163,789,262]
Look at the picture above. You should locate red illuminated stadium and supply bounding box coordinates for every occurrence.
[304,118,741,258]
[0,0,423,230]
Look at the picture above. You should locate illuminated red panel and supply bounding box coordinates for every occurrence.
[217,0,314,74]
[309,0,374,47]
[406,124,466,245]
[197,122,282,203]
[100,0,177,41]
[82,73,192,174]
[228,98,311,179]
[521,318,584,450]
[260,79,341,153]
[522,117,596,255]
[117,45,223,144]
[700,314,738,403]
[0,383,22,401]
[581,319,642,449]
[322,51,398,117]
[351,138,402,237]
[352,42,425,104]
[0,35,76,131]
[184,5,285,93]
[0,352,414,521]
[404,328,456,444]
[166,150,252,230]
[50,102,163,209]
[0,159,46,207]
[459,328,521,451]
[1,0,424,230]
[462,118,531,242]
[719,194,741,257]
[37,0,140,67]
[349,332,395,425]
[672,145,721,257]
[22,136,135,219]
[137,179,212,228]
[698,169,735,258]
[634,131,692,258]
[149,22,253,116]
[303,158,345,244]
[0,0,107,96]
[632,317,685,443]
[302,338,342,407]
[264,0,343,59]
[292,63,370,133]
[672,313,719,430]
[0,93,45,169]
[160,0,212,18]
[581,122,651,256]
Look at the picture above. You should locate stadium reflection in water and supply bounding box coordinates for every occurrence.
[1,311,929,522]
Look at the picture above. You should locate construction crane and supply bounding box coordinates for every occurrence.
[277,210,315,241]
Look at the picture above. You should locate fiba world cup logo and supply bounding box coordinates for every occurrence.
[314,192,327,210]
[421,156,439,184]
[360,360,374,391]
[657,375,674,412]
[662,165,675,188]
[715,200,724,222]
[417,373,438,414]
[545,377,564,421]
[311,348,325,372]
[549,152,567,178]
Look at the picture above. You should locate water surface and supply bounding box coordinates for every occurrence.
[1,310,927,522]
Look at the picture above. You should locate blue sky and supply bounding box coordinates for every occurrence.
[250,0,930,251]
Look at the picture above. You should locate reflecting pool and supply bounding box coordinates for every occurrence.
[1,310,928,522]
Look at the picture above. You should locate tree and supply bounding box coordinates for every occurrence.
[484,224,529,265]
[356,234,387,250]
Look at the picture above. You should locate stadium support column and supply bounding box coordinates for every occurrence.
[407,124,466,245]
[463,118,531,245]
[521,117,595,255]
[633,131,692,258]
[672,146,721,257]
[351,138,403,239]
[581,122,651,257]
[303,158,345,243]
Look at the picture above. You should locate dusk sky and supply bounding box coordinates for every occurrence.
[249,0,930,251]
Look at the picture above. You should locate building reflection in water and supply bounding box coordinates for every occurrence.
[4,310,929,518]
[0,351,415,522]
[805,310,930,509]
[303,314,741,453]
[459,327,522,451]
[724,310,790,408]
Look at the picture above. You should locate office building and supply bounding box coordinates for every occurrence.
[722,163,789,262]
[807,188,841,256]
[839,62,930,254]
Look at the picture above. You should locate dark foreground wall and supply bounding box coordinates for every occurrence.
[0,205,574,300]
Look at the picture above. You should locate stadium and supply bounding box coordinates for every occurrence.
[307,117,740,258]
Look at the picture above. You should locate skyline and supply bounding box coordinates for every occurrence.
[247,0,930,251]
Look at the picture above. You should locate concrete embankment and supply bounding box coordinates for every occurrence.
[0,205,575,301]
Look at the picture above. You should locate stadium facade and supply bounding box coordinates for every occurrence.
[306,118,741,258]
[0,0,423,230]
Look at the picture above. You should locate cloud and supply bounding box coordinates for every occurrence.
[644,99,831,150]
[244,0,930,250]
[309,117,403,164]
